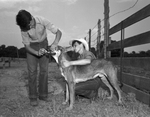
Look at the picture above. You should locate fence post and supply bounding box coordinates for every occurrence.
[120,21,125,88]
[97,19,101,58]
[104,0,110,58]
[88,29,91,51]
[16,48,20,63]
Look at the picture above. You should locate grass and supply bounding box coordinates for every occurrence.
[0,61,150,117]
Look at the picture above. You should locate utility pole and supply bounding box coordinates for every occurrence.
[97,19,101,58]
[88,29,91,51]
[104,0,110,58]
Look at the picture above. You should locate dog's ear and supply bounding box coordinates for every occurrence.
[57,46,64,51]
[47,45,64,51]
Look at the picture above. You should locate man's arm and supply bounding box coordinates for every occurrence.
[50,29,62,50]
[25,45,46,56]
[25,45,39,56]
[63,59,91,68]
[70,59,91,65]
[63,53,94,67]
[21,32,39,56]
[51,29,62,46]
[41,17,62,48]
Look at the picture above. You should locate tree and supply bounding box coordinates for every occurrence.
[0,44,6,57]
[139,51,146,57]
[5,46,18,58]
[124,52,129,57]
[18,47,26,58]
[146,50,150,57]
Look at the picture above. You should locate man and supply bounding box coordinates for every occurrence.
[16,10,62,106]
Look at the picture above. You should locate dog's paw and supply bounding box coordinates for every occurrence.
[62,101,67,105]
[66,106,73,111]
[106,96,113,100]
[118,99,123,104]
[115,101,125,107]
[117,98,124,106]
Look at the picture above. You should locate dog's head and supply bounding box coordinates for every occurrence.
[47,46,64,63]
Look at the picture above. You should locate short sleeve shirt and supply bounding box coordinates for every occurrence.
[21,16,58,45]
[78,50,96,60]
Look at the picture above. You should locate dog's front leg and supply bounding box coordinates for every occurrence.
[62,83,69,105]
[66,80,75,111]
[64,72,75,111]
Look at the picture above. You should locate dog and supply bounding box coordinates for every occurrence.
[49,46,122,110]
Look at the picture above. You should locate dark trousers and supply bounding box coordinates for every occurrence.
[60,77,101,99]
[75,77,101,99]
[26,39,49,99]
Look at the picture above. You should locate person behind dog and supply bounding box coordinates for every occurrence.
[16,10,62,106]
[63,38,101,99]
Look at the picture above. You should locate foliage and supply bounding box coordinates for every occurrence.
[0,45,26,58]
[5,46,18,57]
[1,44,150,59]
[18,47,26,58]
[0,45,6,57]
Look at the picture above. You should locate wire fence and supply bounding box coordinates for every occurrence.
[84,0,139,55]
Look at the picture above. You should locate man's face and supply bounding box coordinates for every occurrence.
[28,17,35,29]
[73,42,82,53]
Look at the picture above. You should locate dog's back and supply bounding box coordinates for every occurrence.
[70,59,117,83]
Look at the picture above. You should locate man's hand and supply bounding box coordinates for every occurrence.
[62,60,71,68]
[38,48,48,56]
[50,44,58,51]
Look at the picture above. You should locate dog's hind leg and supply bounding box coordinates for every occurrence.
[109,75,122,104]
[100,75,114,100]
[112,81,122,104]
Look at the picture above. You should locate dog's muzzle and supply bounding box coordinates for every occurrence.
[45,46,56,56]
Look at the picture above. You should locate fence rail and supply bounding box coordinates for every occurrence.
[107,4,150,106]
[0,57,11,69]
[109,4,150,35]
[108,57,150,71]
[107,31,150,51]
[85,3,150,106]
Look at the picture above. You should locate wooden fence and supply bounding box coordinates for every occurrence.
[106,4,150,106]
[0,57,11,69]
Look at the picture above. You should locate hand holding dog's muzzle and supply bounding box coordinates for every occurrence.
[45,46,56,56]
[50,44,58,51]
[38,48,48,56]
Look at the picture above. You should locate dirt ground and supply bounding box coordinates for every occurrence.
[0,60,150,117]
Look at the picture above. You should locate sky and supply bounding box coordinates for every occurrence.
[0,0,150,53]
